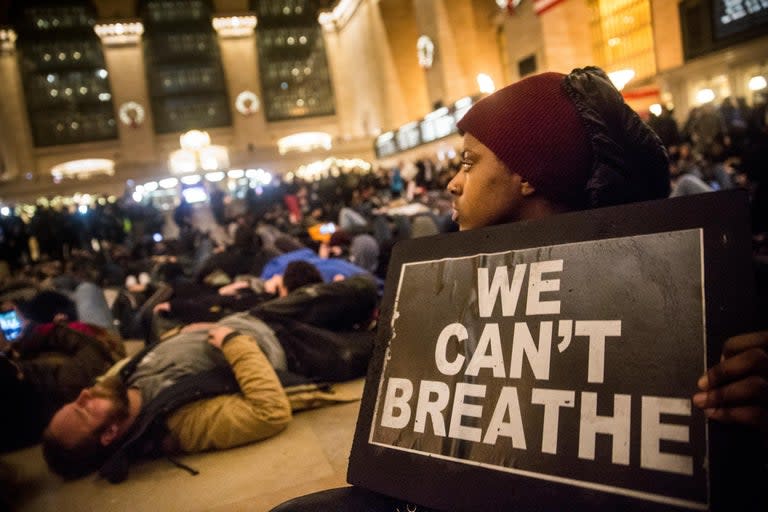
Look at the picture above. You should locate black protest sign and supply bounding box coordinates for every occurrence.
[373,229,706,507]
[349,191,761,512]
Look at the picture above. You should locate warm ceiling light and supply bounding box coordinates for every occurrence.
[212,16,257,38]
[0,28,17,53]
[200,146,229,171]
[607,69,635,91]
[182,187,208,204]
[179,130,211,151]
[748,75,767,91]
[318,12,334,28]
[180,175,202,185]
[476,73,496,94]
[169,149,198,174]
[159,178,178,189]
[50,159,115,180]
[94,22,144,45]
[246,168,273,185]
[695,88,716,104]
[277,132,332,155]
[293,157,371,182]
[318,0,359,29]
[205,171,226,182]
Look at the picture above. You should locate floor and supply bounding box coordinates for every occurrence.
[0,341,364,512]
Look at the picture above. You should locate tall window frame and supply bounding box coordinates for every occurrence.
[588,0,657,82]
[141,0,231,134]
[252,0,335,121]
[13,1,117,147]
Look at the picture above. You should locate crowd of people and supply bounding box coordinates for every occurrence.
[649,93,768,236]
[0,152,464,484]
[0,67,765,508]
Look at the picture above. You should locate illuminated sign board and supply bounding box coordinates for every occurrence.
[713,0,768,39]
[375,96,481,158]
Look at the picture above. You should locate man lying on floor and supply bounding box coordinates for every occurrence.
[42,274,379,483]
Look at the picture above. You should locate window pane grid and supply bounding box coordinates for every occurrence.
[145,0,209,24]
[588,0,656,82]
[14,2,116,147]
[142,0,231,134]
[20,40,105,72]
[17,6,96,34]
[252,0,335,121]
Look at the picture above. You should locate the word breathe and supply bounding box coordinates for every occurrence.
[378,260,694,476]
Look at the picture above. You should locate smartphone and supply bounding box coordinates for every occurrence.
[319,222,336,235]
[0,309,23,341]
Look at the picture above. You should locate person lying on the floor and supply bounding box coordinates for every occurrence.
[195,224,280,284]
[43,325,291,481]
[261,247,383,290]
[152,260,324,325]
[154,268,379,379]
[42,272,380,482]
[1,291,124,452]
[142,261,326,345]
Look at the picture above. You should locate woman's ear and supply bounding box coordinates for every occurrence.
[520,180,536,197]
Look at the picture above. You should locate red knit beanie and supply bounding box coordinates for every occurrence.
[457,72,593,207]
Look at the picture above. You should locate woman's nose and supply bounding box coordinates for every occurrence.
[447,177,460,195]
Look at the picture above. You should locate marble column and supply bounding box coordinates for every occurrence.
[95,21,157,164]
[412,0,468,107]
[213,15,270,151]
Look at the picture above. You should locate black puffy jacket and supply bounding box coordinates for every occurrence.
[563,66,670,208]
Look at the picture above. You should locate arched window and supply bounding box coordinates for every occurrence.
[141,0,231,134]
[12,1,117,147]
[252,0,335,121]
[588,0,656,83]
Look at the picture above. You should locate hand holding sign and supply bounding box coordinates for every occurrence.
[693,330,768,443]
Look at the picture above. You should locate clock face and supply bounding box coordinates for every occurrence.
[417,35,435,69]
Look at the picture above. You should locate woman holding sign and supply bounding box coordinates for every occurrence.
[447,67,767,446]
[270,67,766,512]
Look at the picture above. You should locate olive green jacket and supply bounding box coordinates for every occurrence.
[103,332,362,456]
[165,334,292,452]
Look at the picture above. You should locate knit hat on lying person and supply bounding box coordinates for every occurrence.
[456,67,669,208]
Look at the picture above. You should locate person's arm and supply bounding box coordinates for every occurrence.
[164,327,291,452]
[0,328,13,356]
[165,295,223,322]
[15,322,103,358]
[218,280,251,296]
[0,329,23,379]
[693,330,768,446]
[252,274,378,330]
